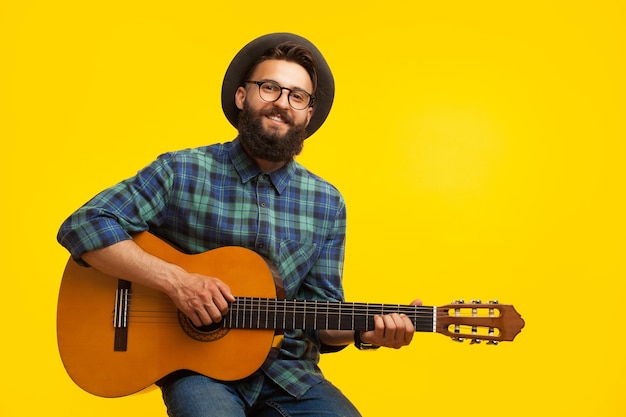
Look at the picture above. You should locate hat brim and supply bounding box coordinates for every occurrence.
[221,33,334,138]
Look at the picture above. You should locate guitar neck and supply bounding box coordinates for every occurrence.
[222,297,435,333]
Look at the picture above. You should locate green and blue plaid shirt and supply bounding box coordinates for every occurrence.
[57,138,347,405]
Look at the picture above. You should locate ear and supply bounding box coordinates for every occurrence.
[304,107,314,127]
[235,86,246,110]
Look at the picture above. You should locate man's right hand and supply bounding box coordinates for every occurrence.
[82,239,235,328]
[167,271,235,327]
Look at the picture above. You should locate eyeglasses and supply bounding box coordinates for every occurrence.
[245,80,315,110]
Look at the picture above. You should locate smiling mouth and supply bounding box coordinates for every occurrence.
[262,108,292,126]
[267,113,286,123]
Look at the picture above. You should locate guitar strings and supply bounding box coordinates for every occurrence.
[125,293,502,315]
[121,293,501,327]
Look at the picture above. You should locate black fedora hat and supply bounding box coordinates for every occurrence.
[221,33,335,138]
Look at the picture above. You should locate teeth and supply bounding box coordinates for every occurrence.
[268,114,283,122]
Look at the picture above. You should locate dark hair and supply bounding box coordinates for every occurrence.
[243,42,319,95]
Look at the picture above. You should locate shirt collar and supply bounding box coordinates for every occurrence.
[228,138,296,194]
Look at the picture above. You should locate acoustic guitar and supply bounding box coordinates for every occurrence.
[56,232,525,398]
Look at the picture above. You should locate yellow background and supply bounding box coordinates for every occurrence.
[3,1,625,416]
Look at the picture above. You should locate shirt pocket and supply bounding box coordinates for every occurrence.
[277,239,317,299]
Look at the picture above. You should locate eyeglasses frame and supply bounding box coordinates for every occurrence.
[245,80,315,110]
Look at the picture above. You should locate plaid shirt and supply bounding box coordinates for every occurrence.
[57,138,347,405]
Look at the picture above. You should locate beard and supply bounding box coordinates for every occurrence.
[237,102,307,163]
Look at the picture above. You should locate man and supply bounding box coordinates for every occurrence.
[58,33,419,416]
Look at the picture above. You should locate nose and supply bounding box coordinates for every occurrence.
[273,88,292,109]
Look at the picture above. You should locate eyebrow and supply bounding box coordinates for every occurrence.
[258,79,313,95]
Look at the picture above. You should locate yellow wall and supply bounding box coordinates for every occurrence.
[3,1,625,416]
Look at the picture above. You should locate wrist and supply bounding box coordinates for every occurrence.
[354,330,380,350]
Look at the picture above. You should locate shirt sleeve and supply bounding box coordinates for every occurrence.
[57,152,175,265]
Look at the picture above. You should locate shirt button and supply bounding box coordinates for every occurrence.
[260,202,266,208]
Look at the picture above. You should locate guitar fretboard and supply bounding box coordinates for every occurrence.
[222,297,436,332]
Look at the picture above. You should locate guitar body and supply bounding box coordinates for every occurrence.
[57,232,279,398]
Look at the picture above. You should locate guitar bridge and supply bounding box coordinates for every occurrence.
[113,279,131,351]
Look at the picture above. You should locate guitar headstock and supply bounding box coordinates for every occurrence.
[436,300,525,344]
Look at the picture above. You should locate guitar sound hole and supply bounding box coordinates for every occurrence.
[177,311,229,342]
[192,323,222,333]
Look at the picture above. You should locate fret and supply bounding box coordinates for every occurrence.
[227,298,232,327]
[256,297,261,329]
[350,306,354,329]
[337,302,342,330]
[430,306,436,332]
[272,302,278,329]
[325,300,329,329]
[250,298,258,328]
[236,298,241,328]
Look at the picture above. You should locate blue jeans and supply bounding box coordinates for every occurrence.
[160,373,361,417]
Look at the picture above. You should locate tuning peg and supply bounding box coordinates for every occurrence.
[488,299,499,304]
[471,299,482,304]
[486,340,499,345]
[452,299,465,304]
[452,337,465,343]
[470,339,482,345]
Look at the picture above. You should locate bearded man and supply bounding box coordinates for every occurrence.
[58,33,418,417]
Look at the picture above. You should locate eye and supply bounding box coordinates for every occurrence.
[261,82,280,92]
[290,90,308,104]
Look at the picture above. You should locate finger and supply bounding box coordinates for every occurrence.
[208,279,235,314]
[362,315,385,344]
[189,313,204,328]
[401,313,415,333]
[189,306,212,327]
[401,314,415,344]
[381,314,399,340]
[187,294,222,326]
[210,293,230,316]
[374,314,386,335]
[216,281,236,302]
[181,297,212,327]
[385,314,413,348]
[204,301,225,323]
